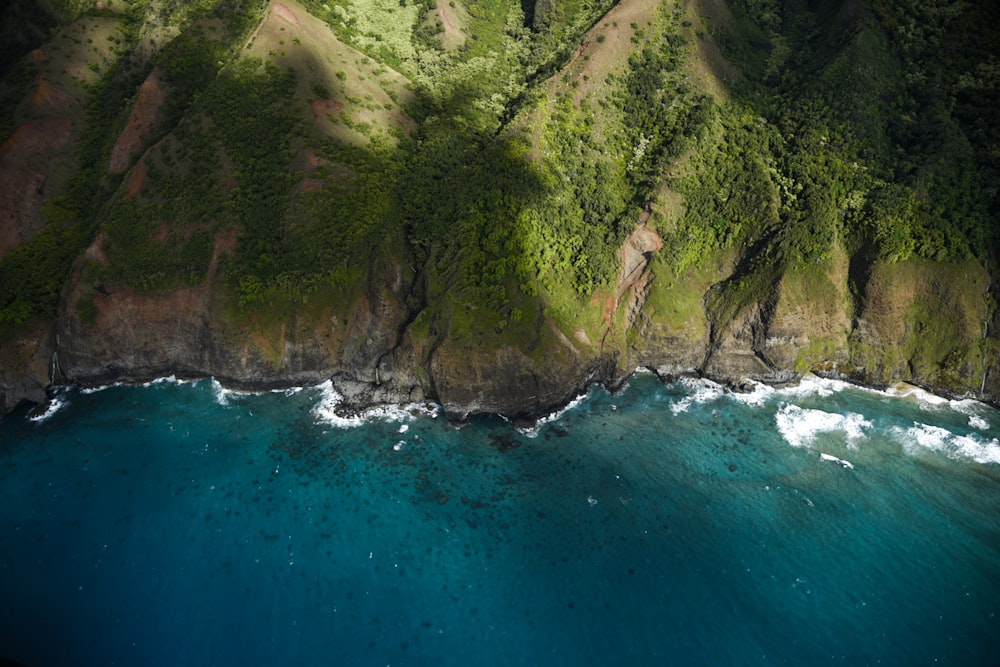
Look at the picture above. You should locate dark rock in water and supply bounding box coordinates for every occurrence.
[726,379,758,394]
[25,400,50,420]
[488,434,521,452]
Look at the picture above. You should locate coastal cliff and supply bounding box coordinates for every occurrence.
[1,0,998,419]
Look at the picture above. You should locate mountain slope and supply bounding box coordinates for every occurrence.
[1,0,997,417]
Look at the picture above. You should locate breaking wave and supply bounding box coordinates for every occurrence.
[28,393,70,423]
[311,380,438,428]
[774,404,872,450]
[517,391,590,438]
[892,422,1000,465]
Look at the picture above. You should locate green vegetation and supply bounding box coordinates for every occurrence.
[716,0,999,267]
[0,0,996,372]
[0,30,138,324]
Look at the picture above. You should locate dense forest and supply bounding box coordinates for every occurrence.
[1,0,998,416]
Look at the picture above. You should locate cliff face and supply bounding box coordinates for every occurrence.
[0,0,997,418]
[849,259,994,395]
[0,320,53,415]
[42,230,999,421]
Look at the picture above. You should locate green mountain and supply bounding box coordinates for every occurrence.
[1,0,998,419]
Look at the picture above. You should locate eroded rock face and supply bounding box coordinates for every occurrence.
[57,284,360,389]
[702,300,777,381]
[627,243,996,405]
[58,231,333,388]
[4,247,998,419]
[427,340,612,423]
[0,321,54,415]
[849,259,994,396]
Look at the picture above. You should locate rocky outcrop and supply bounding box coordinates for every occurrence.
[0,321,54,415]
[848,259,995,397]
[426,334,616,423]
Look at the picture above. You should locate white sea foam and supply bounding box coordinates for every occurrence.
[141,375,185,387]
[80,382,123,394]
[311,380,438,428]
[669,377,726,415]
[517,391,589,438]
[819,452,855,469]
[211,378,234,405]
[772,376,998,437]
[949,399,992,431]
[209,379,262,406]
[727,380,776,407]
[776,373,853,399]
[885,384,997,429]
[885,383,950,406]
[892,422,1000,465]
[775,404,872,450]
[968,414,991,431]
[28,394,69,423]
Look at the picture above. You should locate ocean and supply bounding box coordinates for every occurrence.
[1,372,998,666]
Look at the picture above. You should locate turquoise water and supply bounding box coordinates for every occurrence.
[1,373,999,665]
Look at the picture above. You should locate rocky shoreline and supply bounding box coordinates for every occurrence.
[12,351,998,427]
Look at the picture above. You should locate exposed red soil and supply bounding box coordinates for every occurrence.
[31,77,75,114]
[109,69,166,173]
[393,113,416,133]
[208,228,239,280]
[311,97,345,122]
[153,221,170,243]
[305,149,328,168]
[437,3,455,36]
[83,233,110,266]
[299,177,324,193]
[0,116,73,258]
[273,3,301,28]
[124,153,148,199]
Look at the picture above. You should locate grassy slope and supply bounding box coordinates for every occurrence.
[0,0,997,399]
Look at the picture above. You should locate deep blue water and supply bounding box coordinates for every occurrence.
[1,373,999,666]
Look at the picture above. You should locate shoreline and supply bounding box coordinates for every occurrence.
[21,365,1000,426]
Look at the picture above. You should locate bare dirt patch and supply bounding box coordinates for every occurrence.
[273,3,302,27]
[311,97,345,122]
[31,77,75,114]
[432,0,468,51]
[299,177,324,193]
[124,153,148,199]
[83,233,110,266]
[109,69,166,173]
[0,116,73,258]
[553,0,663,105]
[208,228,239,280]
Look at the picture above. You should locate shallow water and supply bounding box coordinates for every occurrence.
[1,374,998,665]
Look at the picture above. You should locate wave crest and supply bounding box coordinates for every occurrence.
[893,423,1000,465]
[775,404,872,449]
